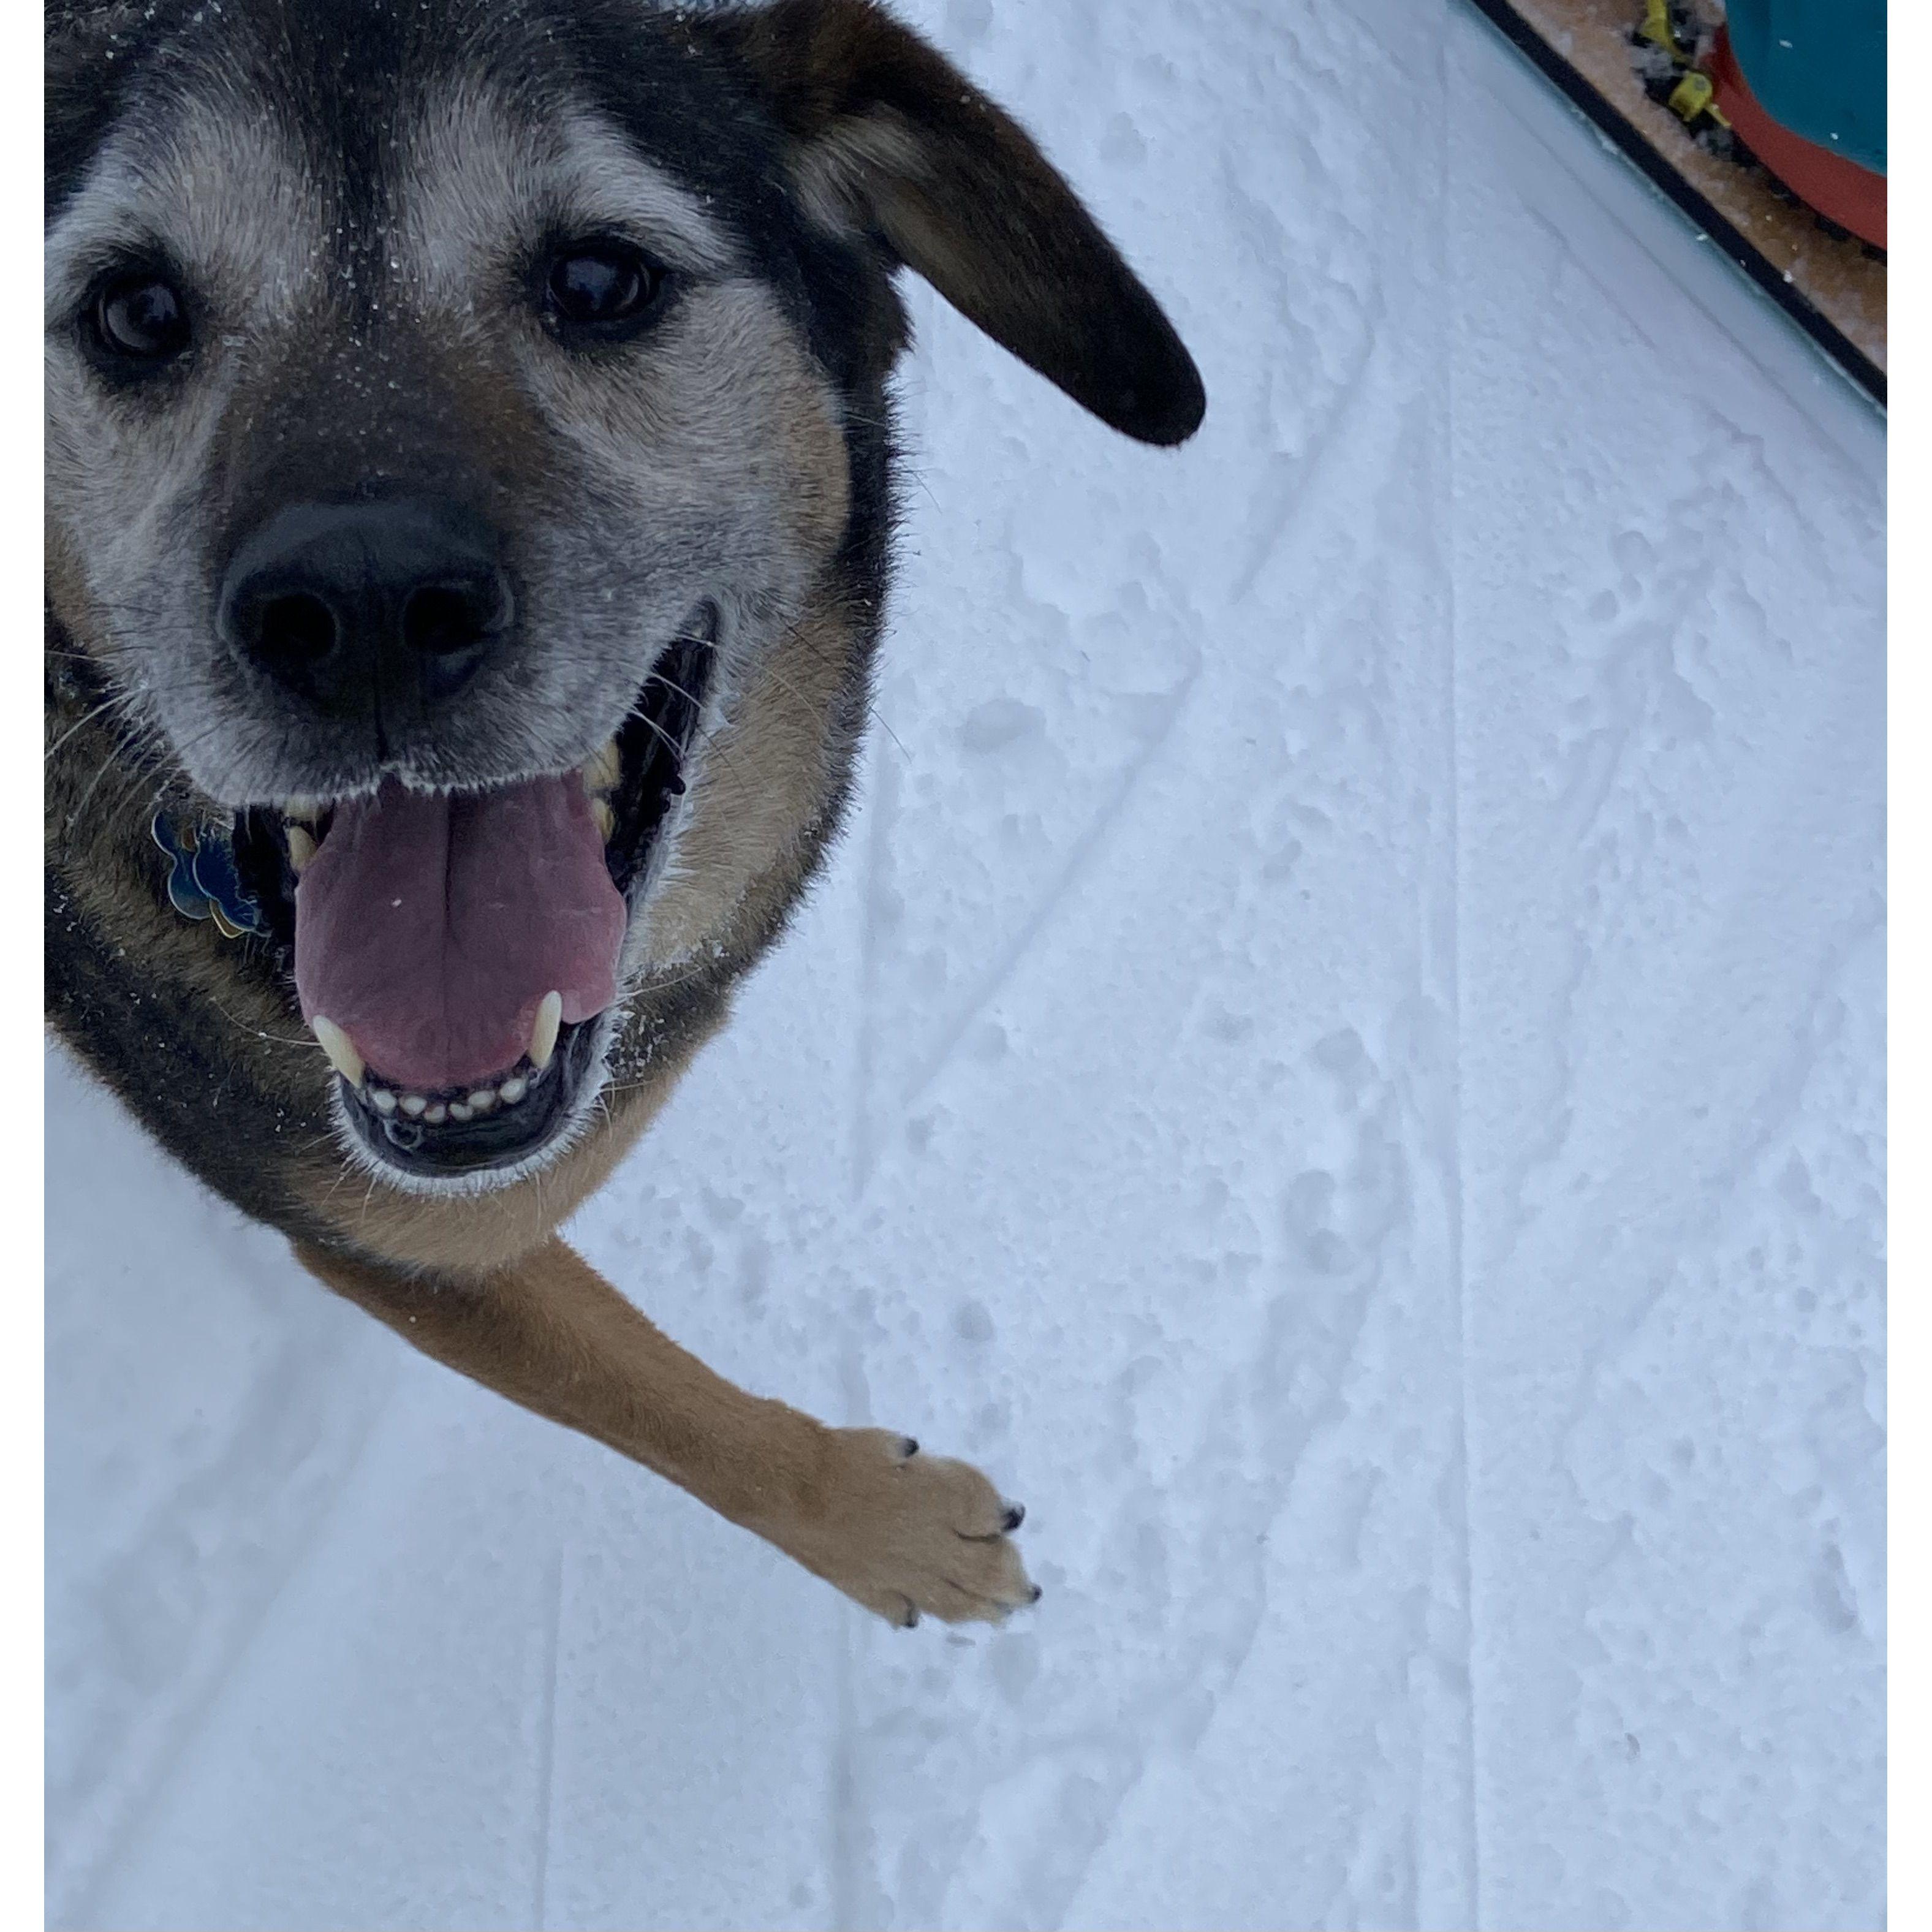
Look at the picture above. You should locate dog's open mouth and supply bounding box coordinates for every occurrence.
[240,615,714,1182]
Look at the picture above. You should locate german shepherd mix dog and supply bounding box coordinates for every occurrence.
[45,0,1203,1627]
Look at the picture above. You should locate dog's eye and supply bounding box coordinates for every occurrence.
[544,241,665,337]
[91,273,191,365]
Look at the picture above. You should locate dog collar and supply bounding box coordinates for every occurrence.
[151,808,271,940]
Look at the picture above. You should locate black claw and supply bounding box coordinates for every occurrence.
[1028,1583,1044,1605]
[1002,1502,1026,1532]
[898,1436,919,1458]
[901,1602,920,1629]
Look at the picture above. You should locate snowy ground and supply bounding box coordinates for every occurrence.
[45,1,1885,1926]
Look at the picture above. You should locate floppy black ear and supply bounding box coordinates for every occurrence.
[720,0,1205,445]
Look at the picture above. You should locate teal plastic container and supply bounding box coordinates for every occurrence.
[1723,0,1885,175]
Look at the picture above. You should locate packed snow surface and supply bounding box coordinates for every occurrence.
[46,2,1884,1926]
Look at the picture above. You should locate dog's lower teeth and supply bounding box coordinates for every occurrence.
[355,1051,548,1129]
[287,824,317,874]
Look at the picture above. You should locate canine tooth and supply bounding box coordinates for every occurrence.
[529,991,563,1071]
[287,824,317,874]
[466,1087,498,1113]
[369,1087,397,1115]
[285,795,323,825]
[498,1074,528,1105]
[423,1102,447,1124]
[448,1101,474,1123]
[592,797,615,842]
[581,737,621,794]
[400,1093,427,1118]
[311,1016,364,1088]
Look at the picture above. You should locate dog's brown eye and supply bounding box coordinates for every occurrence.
[93,273,191,364]
[544,242,665,336]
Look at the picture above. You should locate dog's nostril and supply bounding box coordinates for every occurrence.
[403,583,492,658]
[257,592,339,665]
[222,499,509,714]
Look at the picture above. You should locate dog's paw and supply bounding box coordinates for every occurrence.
[779,1427,1039,1628]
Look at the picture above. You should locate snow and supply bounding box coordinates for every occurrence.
[45,2,1885,1926]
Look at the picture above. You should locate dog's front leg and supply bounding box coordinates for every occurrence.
[297,1235,1036,1627]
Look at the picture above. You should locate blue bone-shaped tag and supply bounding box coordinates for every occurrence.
[151,810,271,940]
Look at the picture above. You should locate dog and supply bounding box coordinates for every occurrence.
[45,0,1204,1629]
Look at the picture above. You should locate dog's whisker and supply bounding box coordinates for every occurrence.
[44,695,134,763]
[640,669,708,713]
[624,699,710,775]
[202,996,324,1051]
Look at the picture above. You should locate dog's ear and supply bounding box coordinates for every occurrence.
[719,0,1205,445]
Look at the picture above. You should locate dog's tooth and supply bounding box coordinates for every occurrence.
[368,1087,397,1115]
[466,1087,498,1114]
[498,1074,528,1105]
[447,1101,474,1123]
[529,991,563,1071]
[400,1093,427,1118]
[285,795,322,825]
[581,737,621,795]
[592,797,615,843]
[423,1102,447,1125]
[287,824,317,874]
[310,1016,364,1088]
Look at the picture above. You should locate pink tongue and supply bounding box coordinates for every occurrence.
[294,775,626,1092]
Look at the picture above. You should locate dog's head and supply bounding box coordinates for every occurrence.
[45,0,1203,1192]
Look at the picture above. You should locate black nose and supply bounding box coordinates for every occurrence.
[219,498,512,721]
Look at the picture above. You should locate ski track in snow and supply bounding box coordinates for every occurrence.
[45,3,1884,1927]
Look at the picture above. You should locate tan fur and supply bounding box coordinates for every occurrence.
[303,1233,1036,1624]
[647,602,855,966]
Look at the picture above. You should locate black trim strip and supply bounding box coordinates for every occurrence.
[1460,0,1886,409]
